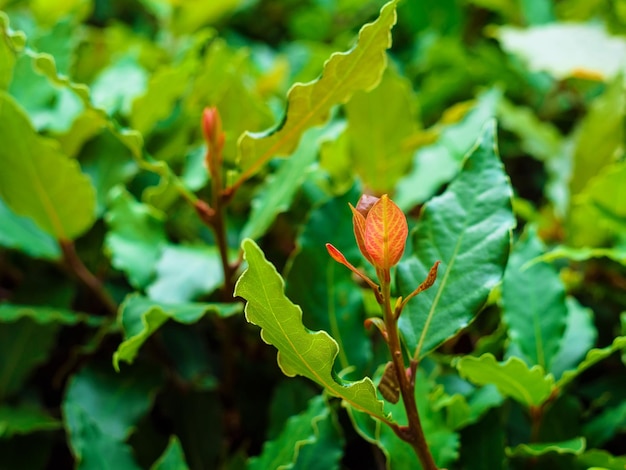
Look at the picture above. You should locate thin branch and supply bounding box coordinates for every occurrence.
[59,240,117,316]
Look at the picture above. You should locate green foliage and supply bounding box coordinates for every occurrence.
[2,0,626,468]
[236,239,389,423]
[397,121,515,358]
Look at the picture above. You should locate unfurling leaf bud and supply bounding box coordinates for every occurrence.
[363,195,408,270]
[202,107,223,146]
[202,107,225,178]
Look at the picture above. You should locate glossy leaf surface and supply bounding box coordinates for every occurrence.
[502,228,567,371]
[286,186,372,374]
[236,239,389,423]
[455,354,554,407]
[398,121,515,358]
[235,0,398,183]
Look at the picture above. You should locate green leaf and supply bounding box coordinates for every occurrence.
[348,368,459,469]
[113,294,241,370]
[496,24,626,80]
[550,297,597,380]
[0,13,16,90]
[64,366,161,441]
[91,56,148,116]
[241,126,326,241]
[583,401,626,448]
[0,318,60,400]
[0,92,96,240]
[146,245,224,302]
[459,410,506,470]
[235,0,398,184]
[104,187,167,289]
[0,303,102,326]
[497,97,562,163]
[150,436,190,470]
[569,162,626,247]
[502,228,568,371]
[395,89,499,210]
[506,437,586,457]
[0,197,60,260]
[285,185,372,375]
[63,366,160,470]
[531,245,626,266]
[81,131,138,216]
[249,395,343,470]
[557,336,626,389]
[455,354,554,407]
[0,405,61,437]
[397,120,515,358]
[267,380,318,440]
[569,78,625,196]
[345,67,418,193]
[131,65,190,135]
[235,239,390,423]
[578,450,626,470]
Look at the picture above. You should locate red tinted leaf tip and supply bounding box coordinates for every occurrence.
[364,194,408,269]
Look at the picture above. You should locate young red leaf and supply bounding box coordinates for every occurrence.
[350,203,374,264]
[364,194,408,269]
[355,194,380,217]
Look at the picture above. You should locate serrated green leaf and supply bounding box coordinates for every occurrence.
[455,354,554,407]
[345,67,418,193]
[0,197,60,260]
[241,126,325,241]
[249,395,343,470]
[104,187,167,289]
[113,294,241,370]
[550,297,597,380]
[150,436,190,470]
[557,336,626,389]
[0,92,96,240]
[146,245,224,302]
[286,185,372,375]
[348,368,459,470]
[506,437,586,457]
[236,239,390,423]
[502,228,568,371]
[397,120,515,358]
[395,89,499,210]
[235,0,398,185]
[0,405,61,437]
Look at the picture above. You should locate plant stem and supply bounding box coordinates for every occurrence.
[59,240,117,315]
[381,276,439,470]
